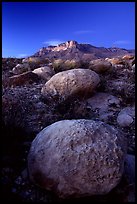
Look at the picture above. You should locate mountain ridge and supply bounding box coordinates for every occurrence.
[32,40,135,61]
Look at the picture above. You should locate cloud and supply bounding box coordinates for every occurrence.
[113,40,131,45]
[74,30,94,35]
[43,40,64,46]
[17,54,28,58]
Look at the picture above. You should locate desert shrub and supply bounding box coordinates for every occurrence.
[78,60,90,69]
[64,60,81,70]
[23,57,50,69]
[52,59,82,73]
[52,59,65,72]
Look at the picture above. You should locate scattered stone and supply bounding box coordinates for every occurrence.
[117,107,135,127]
[28,119,127,198]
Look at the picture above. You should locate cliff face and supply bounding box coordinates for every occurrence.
[33,40,135,61]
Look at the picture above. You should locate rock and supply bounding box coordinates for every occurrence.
[117,115,133,128]
[89,59,112,73]
[12,63,31,75]
[41,69,100,105]
[28,119,127,198]
[8,71,39,87]
[52,41,78,51]
[117,107,135,127]
[87,92,120,111]
[66,40,78,48]
[85,92,120,123]
[116,107,135,154]
[32,66,55,81]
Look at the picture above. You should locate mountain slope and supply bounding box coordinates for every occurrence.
[33,40,135,61]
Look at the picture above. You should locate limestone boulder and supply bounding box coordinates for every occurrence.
[117,106,135,154]
[117,106,135,127]
[89,59,112,73]
[28,119,127,198]
[85,92,120,123]
[32,66,55,82]
[12,63,31,75]
[41,69,100,104]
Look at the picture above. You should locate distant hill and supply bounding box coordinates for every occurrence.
[32,40,135,61]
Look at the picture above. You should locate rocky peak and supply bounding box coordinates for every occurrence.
[65,40,78,48]
[52,40,78,51]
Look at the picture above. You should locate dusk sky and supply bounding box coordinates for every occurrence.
[2,2,135,58]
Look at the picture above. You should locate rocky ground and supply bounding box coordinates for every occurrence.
[2,56,135,202]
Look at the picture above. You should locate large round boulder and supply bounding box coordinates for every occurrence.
[41,69,100,104]
[28,119,127,198]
